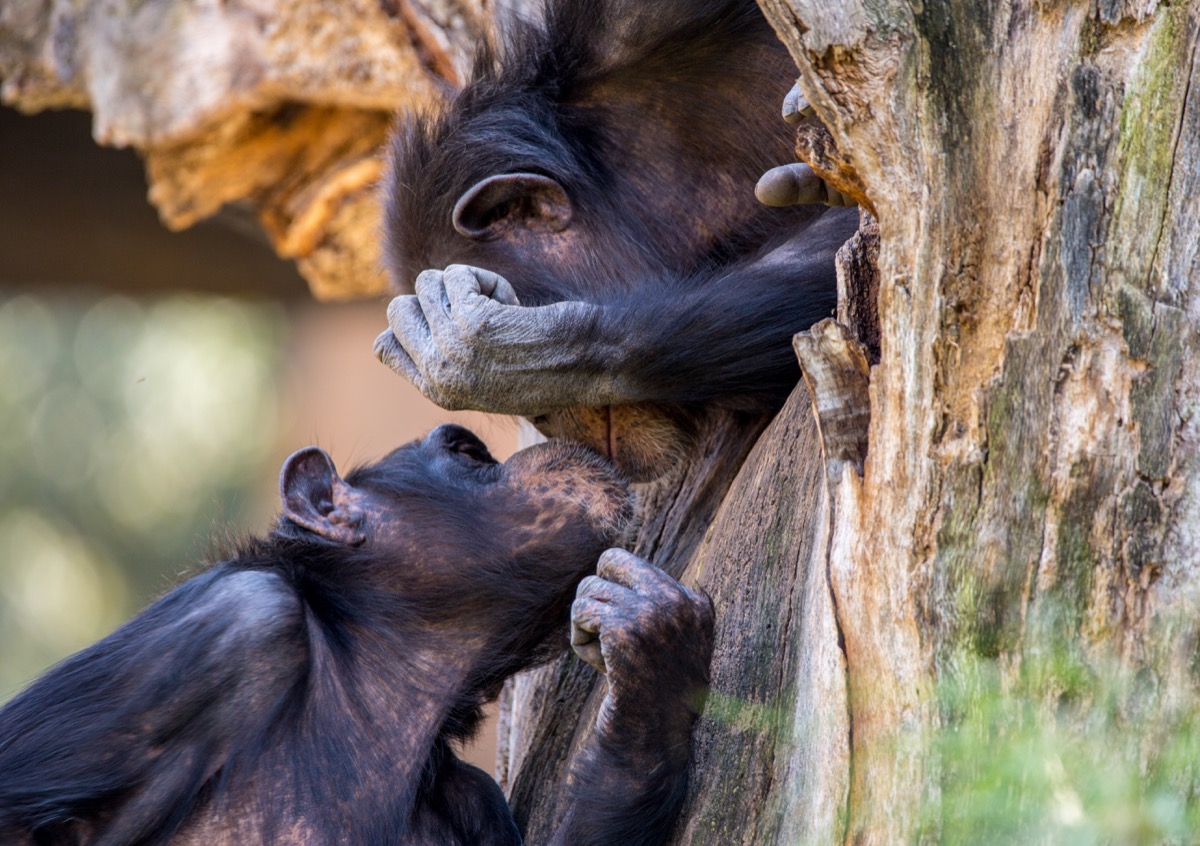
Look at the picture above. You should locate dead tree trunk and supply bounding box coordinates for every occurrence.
[755,0,1200,841]
[505,0,1200,840]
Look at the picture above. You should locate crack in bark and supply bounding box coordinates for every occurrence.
[822,481,854,846]
[1144,33,1197,296]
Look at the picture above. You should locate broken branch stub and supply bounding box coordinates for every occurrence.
[793,319,872,477]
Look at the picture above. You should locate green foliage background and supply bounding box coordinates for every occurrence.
[0,290,285,700]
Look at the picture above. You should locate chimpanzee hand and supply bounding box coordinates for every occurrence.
[550,549,713,845]
[570,548,715,738]
[755,82,858,208]
[373,264,616,416]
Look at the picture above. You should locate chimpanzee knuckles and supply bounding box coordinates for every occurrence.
[781,81,815,124]
[373,326,423,387]
[756,162,821,206]
[570,549,715,676]
[279,447,366,546]
[375,264,604,416]
[374,265,518,411]
[423,264,521,308]
[452,172,573,239]
[755,162,857,208]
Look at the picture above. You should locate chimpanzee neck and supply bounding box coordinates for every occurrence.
[297,602,483,787]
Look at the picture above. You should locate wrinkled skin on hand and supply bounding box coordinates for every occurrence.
[374,265,617,416]
[571,549,714,722]
[548,548,715,846]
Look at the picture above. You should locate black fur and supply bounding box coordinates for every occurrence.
[0,426,713,846]
[386,0,858,409]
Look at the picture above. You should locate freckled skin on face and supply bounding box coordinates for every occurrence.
[374,0,861,481]
[0,425,713,846]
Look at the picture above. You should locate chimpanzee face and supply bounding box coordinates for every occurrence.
[280,425,634,630]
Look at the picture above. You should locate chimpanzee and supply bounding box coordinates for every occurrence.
[0,425,714,846]
[374,0,859,479]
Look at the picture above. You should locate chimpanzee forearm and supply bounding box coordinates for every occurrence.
[374,207,856,416]
[546,549,714,846]
[595,208,856,408]
[547,687,700,846]
[596,266,829,408]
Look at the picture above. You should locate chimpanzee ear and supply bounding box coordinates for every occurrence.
[279,447,366,545]
[452,173,573,239]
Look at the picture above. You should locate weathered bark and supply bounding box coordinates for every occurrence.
[0,0,489,299]
[751,0,1200,841]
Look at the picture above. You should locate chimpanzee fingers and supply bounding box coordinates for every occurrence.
[594,550,715,653]
[571,575,644,674]
[443,264,521,308]
[383,295,444,390]
[596,548,680,597]
[576,572,640,606]
[414,269,454,336]
[386,293,433,342]
[372,329,427,392]
[781,82,815,124]
[570,599,608,673]
[570,599,620,674]
[755,162,825,207]
[571,639,606,674]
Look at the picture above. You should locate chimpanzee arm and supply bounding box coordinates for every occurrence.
[373,207,858,416]
[545,549,714,846]
[0,566,305,842]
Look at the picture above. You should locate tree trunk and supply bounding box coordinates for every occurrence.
[763,0,1199,841]
[504,0,1200,841]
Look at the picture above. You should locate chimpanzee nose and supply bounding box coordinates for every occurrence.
[426,424,497,464]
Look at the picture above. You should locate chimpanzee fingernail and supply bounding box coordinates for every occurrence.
[782,84,805,124]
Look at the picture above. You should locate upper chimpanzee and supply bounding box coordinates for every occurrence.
[374,0,859,479]
[0,425,714,846]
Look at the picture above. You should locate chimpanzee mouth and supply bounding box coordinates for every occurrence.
[504,440,637,544]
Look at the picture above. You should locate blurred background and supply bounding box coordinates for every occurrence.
[0,104,517,764]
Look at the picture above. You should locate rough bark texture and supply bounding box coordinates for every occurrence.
[0,0,489,299]
[754,0,1200,841]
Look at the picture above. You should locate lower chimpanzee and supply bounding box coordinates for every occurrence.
[374,0,860,479]
[0,425,714,846]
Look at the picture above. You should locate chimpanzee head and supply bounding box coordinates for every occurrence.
[380,0,803,483]
[383,86,659,309]
[383,0,794,306]
[276,424,634,672]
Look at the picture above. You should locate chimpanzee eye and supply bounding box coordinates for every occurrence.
[453,442,493,463]
[432,425,498,467]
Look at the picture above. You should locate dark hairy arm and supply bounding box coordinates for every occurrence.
[373,207,858,416]
[548,549,715,846]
